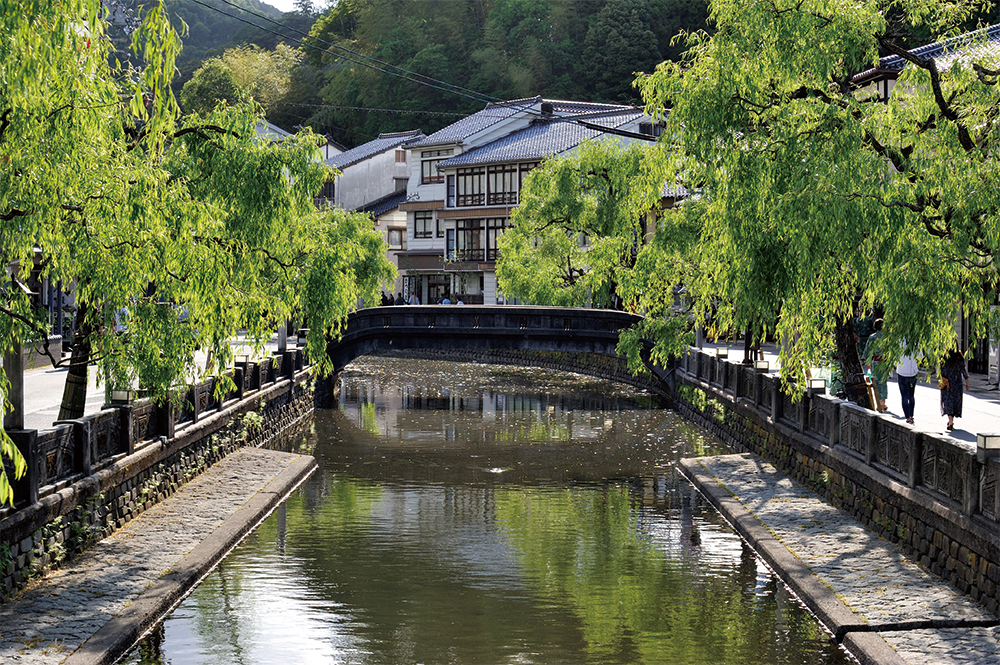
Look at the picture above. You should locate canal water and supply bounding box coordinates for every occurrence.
[122,357,853,665]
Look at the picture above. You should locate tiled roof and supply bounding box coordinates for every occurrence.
[661,183,689,198]
[436,110,646,168]
[405,97,638,150]
[405,98,540,149]
[255,121,293,143]
[328,130,424,170]
[355,189,407,218]
[853,24,1000,82]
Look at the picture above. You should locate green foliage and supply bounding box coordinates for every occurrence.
[296,0,708,146]
[497,140,697,373]
[181,44,301,117]
[638,0,1000,387]
[0,1,395,505]
[180,60,242,115]
[163,0,283,76]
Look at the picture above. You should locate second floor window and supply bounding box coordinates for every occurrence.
[456,167,485,206]
[487,165,518,205]
[421,149,452,184]
[387,228,404,249]
[414,211,434,238]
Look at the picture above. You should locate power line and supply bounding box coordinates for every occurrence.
[186,0,498,106]
[184,0,657,143]
[269,100,467,117]
[212,0,500,106]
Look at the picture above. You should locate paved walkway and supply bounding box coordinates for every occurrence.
[0,448,315,665]
[698,342,1000,452]
[684,453,1000,665]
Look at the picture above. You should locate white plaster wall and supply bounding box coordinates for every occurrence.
[337,150,408,211]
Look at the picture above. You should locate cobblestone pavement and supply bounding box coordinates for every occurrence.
[696,453,1000,665]
[0,448,299,665]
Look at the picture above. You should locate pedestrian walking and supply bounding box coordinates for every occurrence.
[394,292,405,305]
[408,293,420,305]
[939,349,969,431]
[896,345,919,424]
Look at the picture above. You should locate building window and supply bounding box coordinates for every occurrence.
[414,211,434,238]
[447,175,456,207]
[487,165,519,205]
[455,219,483,262]
[387,228,404,249]
[638,123,663,137]
[456,167,485,206]
[436,216,445,238]
[395,149,407,163]
[421,149,452,184]
[319,180,335,200]
[486,217,509,261]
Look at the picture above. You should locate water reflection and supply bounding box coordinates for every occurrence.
[123,357,852,665]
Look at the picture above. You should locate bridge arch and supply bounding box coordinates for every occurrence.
[327,305,674,398]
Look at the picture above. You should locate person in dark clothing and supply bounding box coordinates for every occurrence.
[382,291,393,306]
[394,293,405,305]
[939,349,969,431]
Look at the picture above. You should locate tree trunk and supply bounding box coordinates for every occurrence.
[58,302,92,421]
[834,316,869,408]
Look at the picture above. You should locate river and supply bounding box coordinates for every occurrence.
[122,356,853,665]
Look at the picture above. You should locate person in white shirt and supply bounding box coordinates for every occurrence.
[896,347,920,424]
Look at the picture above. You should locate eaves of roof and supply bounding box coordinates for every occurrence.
[852,23,1000,83]
[355,189,408,218]
[435,109,646,169]
[328,130,424,170]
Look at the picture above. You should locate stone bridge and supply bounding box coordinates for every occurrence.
[328,305,674,394]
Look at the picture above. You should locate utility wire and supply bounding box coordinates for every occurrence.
[212,0,500,105]
[185,0,658,142]
[186,0,497,106]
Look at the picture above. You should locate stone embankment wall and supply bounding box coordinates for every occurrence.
[371,347,670,401]
[0,350,315,600]
[675,347,1000,617]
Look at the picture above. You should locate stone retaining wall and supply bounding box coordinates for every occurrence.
[0,363,315,601]
[676,347,1000,617]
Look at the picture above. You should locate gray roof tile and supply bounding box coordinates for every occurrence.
[436,110,645,168]
[355,189,407,217]
[405,97,638,150]
[328,130,424,169]
[853,24,1000,82]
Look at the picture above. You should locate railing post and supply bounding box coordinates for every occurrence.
[964,455,980,517]
[829,402,840,448]
[119,404,135,455]
[865,412,876,466]
[234,367,245,401]
[909,432,922,488]
[9,430,38,506]
[74,419,92,476]
[771,378,780,422]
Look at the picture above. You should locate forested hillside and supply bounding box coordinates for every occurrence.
[177,0,710,147]
[164,0,284,77]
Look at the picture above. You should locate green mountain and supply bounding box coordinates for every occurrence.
[163,0,284,78]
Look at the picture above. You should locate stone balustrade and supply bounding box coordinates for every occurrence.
[677,346,1000,615]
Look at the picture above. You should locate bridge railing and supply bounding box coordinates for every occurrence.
[3,348,308,514]
[678,346,991,521]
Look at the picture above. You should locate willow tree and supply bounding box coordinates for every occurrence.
[637,0,1000,394]
[0,0,395,504]
[496,139,699,368]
